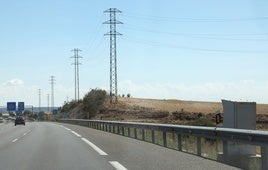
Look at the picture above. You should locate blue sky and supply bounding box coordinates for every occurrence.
[1,0,268,107]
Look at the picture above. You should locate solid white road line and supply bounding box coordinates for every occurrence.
[65,127,71,131]
[81,138,108,156]
[109,161,128,170]
[12,138,18,143]
[71,130,82,137]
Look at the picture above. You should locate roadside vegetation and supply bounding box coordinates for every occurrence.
[59,88,107,119]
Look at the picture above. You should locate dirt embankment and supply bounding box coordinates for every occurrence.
[92,97,268,130]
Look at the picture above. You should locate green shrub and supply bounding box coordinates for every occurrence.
[82,89,107,118]
[189,118,214,127]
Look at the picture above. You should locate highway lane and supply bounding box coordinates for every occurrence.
[60,123,241,170]
[0,121,241,170]
[0,122,115,170]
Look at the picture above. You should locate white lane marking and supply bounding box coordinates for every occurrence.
[71,130,81,137]
[81,138,108,156]
[109,161,128,170]
[23,130,32,136]
[65,127,71,131]
[12,138,18,143]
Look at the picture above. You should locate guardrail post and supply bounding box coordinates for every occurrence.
[178,134,182,151]
[152,130,155,144]
[113,125,115,133]
[261,146,268,170]
[197,137,201,156]
[122,126,125,136]
[142,129,145,141]
[163,131,167,147]
[127,127,130,137]
[117,126,120,134]
[134,128,137,139]
[109,124,111,132]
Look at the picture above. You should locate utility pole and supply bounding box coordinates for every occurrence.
[103,8,123,104]
[47,94,50,112]
[38,89,41,113]
[71,48,82,101]
[49,76,55,111]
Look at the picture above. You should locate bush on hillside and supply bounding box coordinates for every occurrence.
[60,100,81,113]
[83,89,107,118]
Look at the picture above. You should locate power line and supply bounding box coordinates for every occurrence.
[124,12,268,23]
[123,36,268,54]
[103,8,123,104]
[123,25,268,41]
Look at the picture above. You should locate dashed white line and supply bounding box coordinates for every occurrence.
[71,130,81,137]
[12,138,18,143]
[81,138,108,156]
[109,161,128,170]
[57,125,64,128]
[23,133,27,136]
[58,124,127,170]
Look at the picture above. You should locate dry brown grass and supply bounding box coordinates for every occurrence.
[119,97,268,115]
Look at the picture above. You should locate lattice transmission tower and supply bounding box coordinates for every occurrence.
[71,48,82,101]
[49,76,55,111]
[103,8,123,104]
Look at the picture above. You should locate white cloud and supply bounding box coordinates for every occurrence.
[0,79,74,107]
[0,78,267,107]
[118,80,268,103]
[4,79,24,86]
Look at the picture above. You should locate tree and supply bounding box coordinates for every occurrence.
[82,89,107,118]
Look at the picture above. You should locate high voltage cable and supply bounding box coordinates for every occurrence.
[123,36,268,54]
[124,24,268,36]
[123,25,268,42]
[84,36,107,66]
[83,23,104,52]
[123,12,268,22]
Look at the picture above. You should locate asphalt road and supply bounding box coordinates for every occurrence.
[0,121,241,170]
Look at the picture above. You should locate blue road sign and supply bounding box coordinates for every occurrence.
[18,102,25,111]
[7,102,16,111]
[53,109,58,115]
[38,112,43,117]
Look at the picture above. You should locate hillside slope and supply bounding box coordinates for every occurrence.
[118,97,268,115]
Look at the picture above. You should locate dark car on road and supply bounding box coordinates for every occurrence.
[15,116,25,126]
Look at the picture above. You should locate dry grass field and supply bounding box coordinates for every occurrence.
[119,97,268,115]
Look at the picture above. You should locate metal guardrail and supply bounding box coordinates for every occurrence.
[58,119,268,170]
